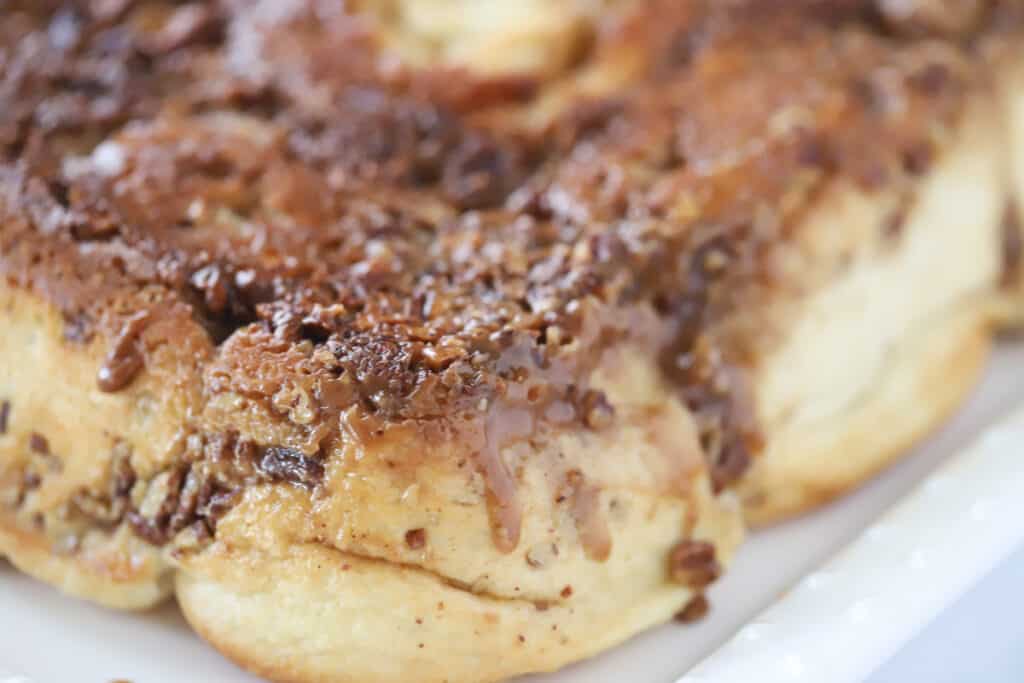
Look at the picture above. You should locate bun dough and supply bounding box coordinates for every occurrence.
[742,95,1009,523]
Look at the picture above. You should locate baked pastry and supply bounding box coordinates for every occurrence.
[0,5,751,682]
[0,2,1020,682]
[739,1,1024,523]
[993,8,1024,321]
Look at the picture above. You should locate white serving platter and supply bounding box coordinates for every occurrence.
[2,345,1022,683]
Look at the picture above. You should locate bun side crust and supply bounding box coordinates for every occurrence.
[743,94,1007,522]
[0,513,170,609]
[1011,58,1024,219]
[177,482,741,683]
[170,340,744,682]
[0,276,745,679]
[743,306,989,524]
[1000,48,1024,321]
[0,282,213,607]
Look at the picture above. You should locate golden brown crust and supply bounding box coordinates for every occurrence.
[0,511,170,609]
[742,86,1010,521]
[743,305,991,524]
[0,270,745,681]
[994,35,1024,321]
[174,475,743,683]
[0,282,197,605]
[1,2,999,518]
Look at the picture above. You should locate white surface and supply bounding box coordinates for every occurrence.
[0,346,1022,683]
[868,542,1024,682]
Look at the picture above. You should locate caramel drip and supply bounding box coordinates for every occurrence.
[476,407,532,553]
[640,404,705,496]
[1001,199,1022,289]
[565,470,612,562]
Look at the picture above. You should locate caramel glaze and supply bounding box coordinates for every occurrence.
[1003,200,1023,288]
[0,1,1015,558]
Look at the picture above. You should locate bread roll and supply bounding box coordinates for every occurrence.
[0,2,1020,681]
